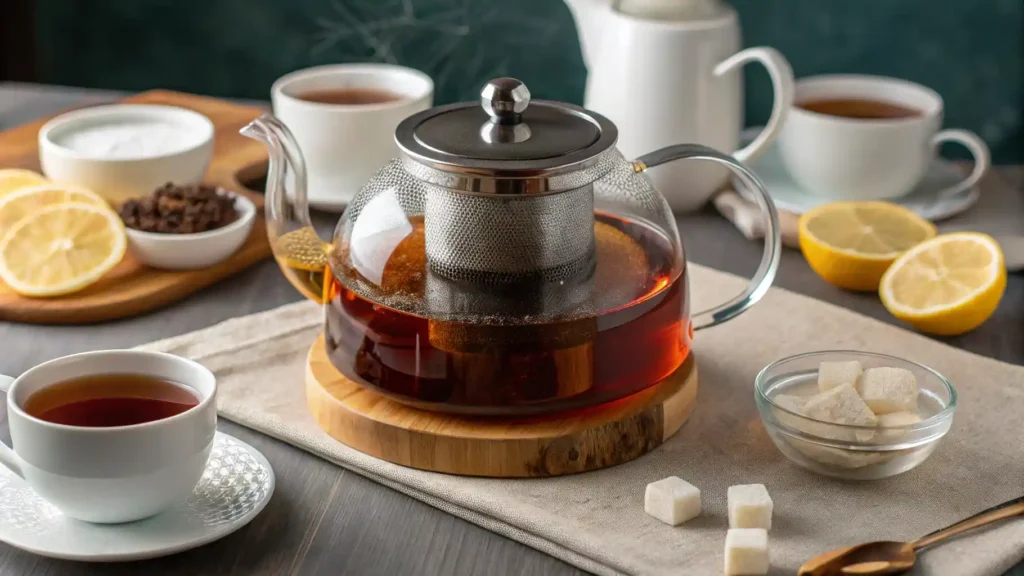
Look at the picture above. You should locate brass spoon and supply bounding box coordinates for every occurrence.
[799,496,1024,575]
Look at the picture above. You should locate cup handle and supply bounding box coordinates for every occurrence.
[930,129,991,199]
[0,375,24,478]
[713,47,795,164]
[635,144,782,330]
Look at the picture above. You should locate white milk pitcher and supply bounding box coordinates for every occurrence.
[566,0,794,212]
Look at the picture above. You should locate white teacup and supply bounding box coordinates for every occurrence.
[272,63,434,210]
[0,350,217,524]
[778,74,990,201]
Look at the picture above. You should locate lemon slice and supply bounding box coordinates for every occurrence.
[880,232,1005,335]
[0,202,126,297]
[799,201,937,291]
[0,169,48,198]
[0,183,109,232]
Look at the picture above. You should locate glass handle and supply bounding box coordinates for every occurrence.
[634,144,781,330]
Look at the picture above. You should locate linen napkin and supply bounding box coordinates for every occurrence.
[140,264,1024,576]
[712,188,800,247]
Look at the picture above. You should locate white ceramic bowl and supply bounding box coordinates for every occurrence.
[125,193,256,270]
[38,104,215,204]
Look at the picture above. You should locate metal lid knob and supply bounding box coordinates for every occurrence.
[480,78,530,125]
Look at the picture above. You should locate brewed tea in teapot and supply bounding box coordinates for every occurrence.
[242,77,781,415]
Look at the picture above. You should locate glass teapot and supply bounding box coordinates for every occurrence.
[241,77,780,415]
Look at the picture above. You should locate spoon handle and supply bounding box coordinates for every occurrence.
[913,496,1024,550]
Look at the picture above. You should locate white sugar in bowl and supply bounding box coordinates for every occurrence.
[38,104,214,205]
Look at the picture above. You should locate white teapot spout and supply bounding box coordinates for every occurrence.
[563,0,608,70]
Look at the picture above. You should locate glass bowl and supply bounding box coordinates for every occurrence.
[755,351,957,480]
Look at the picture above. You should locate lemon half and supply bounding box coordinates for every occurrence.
[0,168,48,198]
[0,183,108,233]
[0,202,126,297]
[799,202,937,291]
[880,232,1005,335]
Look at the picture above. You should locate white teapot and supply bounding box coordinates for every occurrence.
[565,0,794,212]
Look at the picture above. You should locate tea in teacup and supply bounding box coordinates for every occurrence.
[296,87,405,105]
[24,373,199,427]
[797,97,920,120]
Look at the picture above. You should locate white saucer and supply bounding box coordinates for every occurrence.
[0,432,274,562]
[734,129,981,221]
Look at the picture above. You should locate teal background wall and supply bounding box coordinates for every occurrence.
[34,0,1023,162]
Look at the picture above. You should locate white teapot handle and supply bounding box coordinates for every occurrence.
[714,47,795,164]
[634,144,781,330]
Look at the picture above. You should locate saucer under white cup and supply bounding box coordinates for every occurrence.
[0,432,274,562]
[735,129,981,220]
[272,63,434,212]
[777,74,990,202]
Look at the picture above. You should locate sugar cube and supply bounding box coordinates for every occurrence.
[728,484,773,530]
[644,476,701,526]
[772,394,810,430]
[817,360,863,392]
[773,392,865,442]
[786,439,889,469]
[859,367,918,414]
[725,528,769,575]
[773,394,808,413]
[803,383,877,427]
[877,411,922,427]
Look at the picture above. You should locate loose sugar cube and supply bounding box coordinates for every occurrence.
[817,360,863,392]
[803,383,877,427]
[859,367,918,414]
[728,484,773,530]
[725,528,769,575]
[644,476,701,526]
[877,411,922,427]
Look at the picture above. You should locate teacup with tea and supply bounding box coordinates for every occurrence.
[271,63,434,210]
[0,350,216,523]
[778,74,990,201]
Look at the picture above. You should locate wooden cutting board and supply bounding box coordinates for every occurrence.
[0,90,272,324]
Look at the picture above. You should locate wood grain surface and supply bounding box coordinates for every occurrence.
[0,90,272,324]
[306,335,698,477]
[0,83,1021,576]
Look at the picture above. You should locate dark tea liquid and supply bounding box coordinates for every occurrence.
[296,87,405,105]
[798,97,920,120]
[317,212,691,414]
[24,374,199,427]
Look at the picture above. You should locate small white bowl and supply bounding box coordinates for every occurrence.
[125,193,256,270]
[39,104,214,204]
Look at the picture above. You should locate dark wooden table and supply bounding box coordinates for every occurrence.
[1,83,1021,576]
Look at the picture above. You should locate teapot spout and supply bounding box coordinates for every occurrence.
[563,0,608,70]
[240,114,331,303]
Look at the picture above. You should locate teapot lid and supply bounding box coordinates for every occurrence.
[395,77,618,193]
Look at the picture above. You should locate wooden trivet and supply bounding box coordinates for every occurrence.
[305,334,698,477]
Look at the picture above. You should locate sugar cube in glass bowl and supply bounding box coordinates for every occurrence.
[754,351,955,480]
